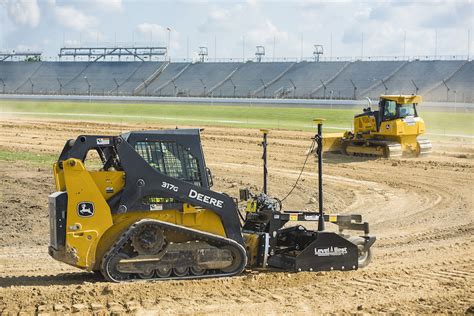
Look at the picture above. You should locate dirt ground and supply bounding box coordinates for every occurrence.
[0,118,473,315]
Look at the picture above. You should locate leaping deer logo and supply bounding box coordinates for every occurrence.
[78,202,94,217]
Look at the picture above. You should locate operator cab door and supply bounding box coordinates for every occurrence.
[379,99,398,125]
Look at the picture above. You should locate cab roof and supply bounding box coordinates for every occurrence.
[381,95,422,105]
[121,128,202,141]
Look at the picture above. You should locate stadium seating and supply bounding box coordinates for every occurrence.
[365,60,466,98]
[0,59,472,102]
[423,61,474,103]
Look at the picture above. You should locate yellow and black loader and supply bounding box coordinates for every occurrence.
[49,123,375,282]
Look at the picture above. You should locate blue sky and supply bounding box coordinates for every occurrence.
[0,0,473,60]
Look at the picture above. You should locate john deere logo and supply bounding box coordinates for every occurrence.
[77,202,94,217]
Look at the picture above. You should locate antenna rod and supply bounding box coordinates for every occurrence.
[260,129,269,194]
[314,119,325,231]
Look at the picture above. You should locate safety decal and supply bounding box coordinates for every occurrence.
[304,214,319,221]
[96,138,110,145]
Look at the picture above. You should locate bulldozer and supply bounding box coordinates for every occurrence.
[49,122,375,282]
[323,95,432,158]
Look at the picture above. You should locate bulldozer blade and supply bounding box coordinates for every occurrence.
[322,133,344,153]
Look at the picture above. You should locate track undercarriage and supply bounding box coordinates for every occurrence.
[342,138,432,158]
[101,219,247,282]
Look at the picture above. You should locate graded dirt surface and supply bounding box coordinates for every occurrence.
[0,118,473,315]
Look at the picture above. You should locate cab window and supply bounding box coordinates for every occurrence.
[399,104,416,118]
[134,141,203,186]
[383,100,397,120]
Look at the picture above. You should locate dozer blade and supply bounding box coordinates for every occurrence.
[268,232,359,272]
[322,133,344,153]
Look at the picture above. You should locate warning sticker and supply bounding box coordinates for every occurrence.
[150,204,163,211]
[289,214,299,221]
[97,138,110,145]
[329,215,338,222]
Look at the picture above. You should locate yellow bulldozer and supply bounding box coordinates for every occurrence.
[323,95,432,158]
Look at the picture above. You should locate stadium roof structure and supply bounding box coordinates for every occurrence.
[0,51,42,62]
[58,46,167,61]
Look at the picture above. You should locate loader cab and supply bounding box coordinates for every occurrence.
[55,129,213,190]
[122,129,213,189]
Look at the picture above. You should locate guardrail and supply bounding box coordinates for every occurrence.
[0,94,472,109]
[2,55,472,63]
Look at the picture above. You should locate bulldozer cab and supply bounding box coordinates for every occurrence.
[377,95,421,131]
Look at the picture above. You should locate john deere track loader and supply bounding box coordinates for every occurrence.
[323,95,432,158]
[49,124,375,282]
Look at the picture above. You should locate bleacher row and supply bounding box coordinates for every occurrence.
[0,60,472,102]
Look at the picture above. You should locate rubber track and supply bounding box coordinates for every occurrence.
[100,219,247,282]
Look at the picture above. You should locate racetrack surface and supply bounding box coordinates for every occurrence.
[0,118,473,314]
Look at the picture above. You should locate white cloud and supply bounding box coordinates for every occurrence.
[247,19,289,46]
[53,5,97,32]
[92,0,122,12]
[136,23,169,39]
[1,0,41,27]
[136,23,180,53]
[15,43,40,51]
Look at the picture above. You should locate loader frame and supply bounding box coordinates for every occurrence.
[54,129,245,247]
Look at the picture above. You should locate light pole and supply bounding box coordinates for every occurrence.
[288,79,296,98]
[141,79,148,96]
[199,78,206,96]
[171,79,177,96]
[229,78,236,97]
[442,80,450,101]
[113,78,120,96]
[350,79,357,100]
[320,79,327,99]
[167,27,171,61]
[0,79,5,94]
[260,79,266,98]
[381,79,388,95]
[57,78,63,95]
[28,78,34,94]
[411,80,419,95]
[84,76,91,96]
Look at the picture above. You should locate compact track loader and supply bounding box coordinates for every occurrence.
[49,121,375,282]
[323,95,432,158]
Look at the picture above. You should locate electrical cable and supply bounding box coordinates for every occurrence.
[280,138,316,202]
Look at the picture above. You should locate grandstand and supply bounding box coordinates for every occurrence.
[0,57,472,102]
